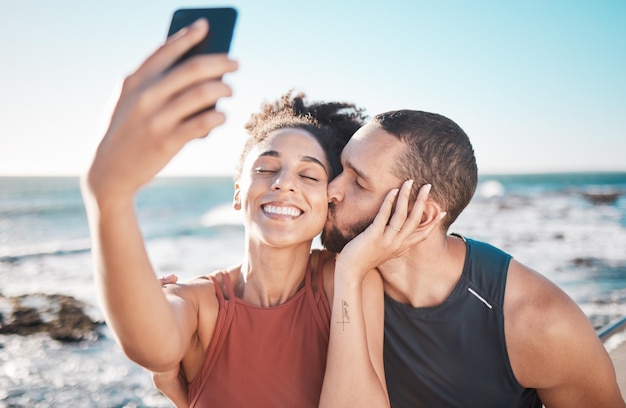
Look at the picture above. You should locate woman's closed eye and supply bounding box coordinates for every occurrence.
[300,174,320,182]
[254,167,277,174]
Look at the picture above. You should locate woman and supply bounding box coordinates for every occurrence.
[83,20,427,407]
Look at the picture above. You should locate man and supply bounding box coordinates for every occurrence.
[321,110,625,407]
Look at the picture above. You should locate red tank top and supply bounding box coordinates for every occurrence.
[188,252,331,407]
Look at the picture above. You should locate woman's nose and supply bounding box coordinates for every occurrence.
[272,171,296,192]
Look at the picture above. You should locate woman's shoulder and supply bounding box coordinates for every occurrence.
[185,264,239,285]
[163,268,232,304]
[159,276,216,314]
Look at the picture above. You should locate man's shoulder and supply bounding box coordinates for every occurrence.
[454,234,512,284]
[503,259,600,387]
[457,234,509,256]
[504,259,571,325]
[451,233,511,261]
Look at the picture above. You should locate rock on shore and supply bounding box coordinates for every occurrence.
[0,293,103,342]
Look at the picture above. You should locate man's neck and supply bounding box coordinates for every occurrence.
[379,234,467,308]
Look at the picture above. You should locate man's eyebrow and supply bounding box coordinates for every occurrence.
[259,150,328,173]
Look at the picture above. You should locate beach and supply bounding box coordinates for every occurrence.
[1,173,626,407]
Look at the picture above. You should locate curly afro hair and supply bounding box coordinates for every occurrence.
[235,90,368,180]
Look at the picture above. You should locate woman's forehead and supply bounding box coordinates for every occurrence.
[255,128,323,153]
[243,128,328,168]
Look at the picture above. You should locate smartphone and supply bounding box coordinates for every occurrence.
[167,7,238,66]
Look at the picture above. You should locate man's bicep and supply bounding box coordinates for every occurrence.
[535,297,625,407]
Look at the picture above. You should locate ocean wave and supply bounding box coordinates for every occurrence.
[477,180,505,198]
[0,202,86,217]
[201,204,243,227]
[0,213,245,264]
[0,239,92,263]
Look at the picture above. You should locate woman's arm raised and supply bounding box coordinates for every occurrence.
[82,18,237,372]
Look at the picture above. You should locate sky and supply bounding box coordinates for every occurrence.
[1,0,625,176]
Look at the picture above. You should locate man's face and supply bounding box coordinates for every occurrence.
[322,122,406,252]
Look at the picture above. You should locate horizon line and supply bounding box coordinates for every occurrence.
[2,169,626,178]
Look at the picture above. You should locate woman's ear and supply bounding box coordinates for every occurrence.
[233,182,241,211]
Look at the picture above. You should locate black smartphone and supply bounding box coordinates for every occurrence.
[167,7,238,66]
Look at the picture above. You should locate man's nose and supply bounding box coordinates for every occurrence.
[327,176,343,203]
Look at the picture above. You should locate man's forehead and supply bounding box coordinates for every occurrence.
[342,124,403,185]
[344,123,400,158]
[351,121,378,141]
[344,123,380,153]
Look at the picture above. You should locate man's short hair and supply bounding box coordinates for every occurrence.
[373,110,478,229]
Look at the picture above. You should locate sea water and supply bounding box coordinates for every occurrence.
[1,173,625,407]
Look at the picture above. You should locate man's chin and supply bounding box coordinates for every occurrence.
[322,217,373,253]
[320,227,349,253]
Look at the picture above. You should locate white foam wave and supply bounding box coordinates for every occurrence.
[0,238,92,262]
[477,180,505,198]
[200,204,243,227]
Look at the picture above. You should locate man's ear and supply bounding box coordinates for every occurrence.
[233,182,241,211]
[416,199,444,231]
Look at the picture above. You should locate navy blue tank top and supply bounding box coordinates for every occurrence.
[384,236,542,407]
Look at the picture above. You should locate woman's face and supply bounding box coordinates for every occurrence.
[235,128,331,248]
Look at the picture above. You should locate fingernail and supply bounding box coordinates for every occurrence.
[439,212,447,219]
[425,183,432,193]
[191,18,207,29]
[169,26,188,41]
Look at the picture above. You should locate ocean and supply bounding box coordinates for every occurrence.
[1,173,626,407]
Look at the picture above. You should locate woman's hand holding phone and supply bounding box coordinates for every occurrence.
[85,14,239,203]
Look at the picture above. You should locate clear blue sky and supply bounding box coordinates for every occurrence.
[1,0,624,176]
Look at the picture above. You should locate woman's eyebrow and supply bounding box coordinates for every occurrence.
[258,150,328,175]
[259,150,279,158]
[300,155,327,172]
[260,150,326,169]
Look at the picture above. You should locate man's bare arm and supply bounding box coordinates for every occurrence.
[505,260,625,407]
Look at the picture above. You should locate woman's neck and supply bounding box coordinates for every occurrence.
[236,241,313,307]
